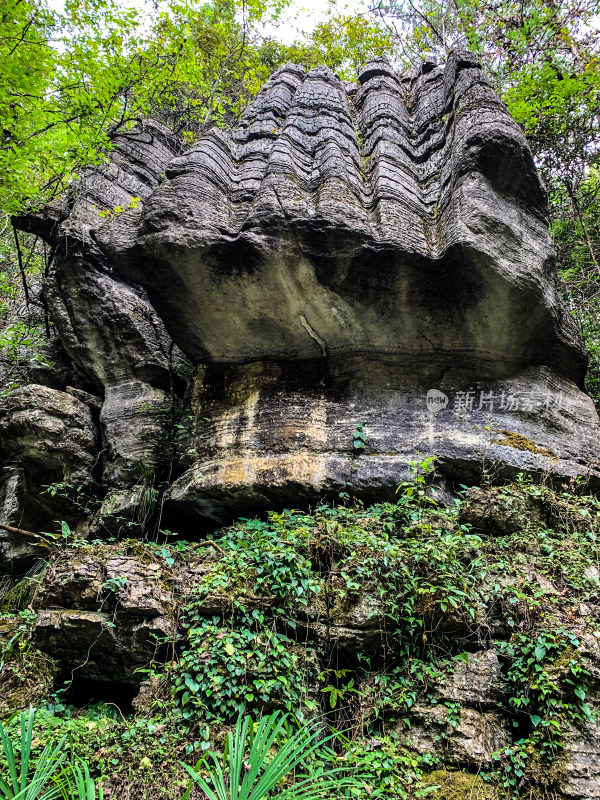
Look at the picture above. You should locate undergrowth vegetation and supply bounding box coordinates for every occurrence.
[2,464,600,798]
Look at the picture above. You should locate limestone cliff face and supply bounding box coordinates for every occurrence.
[3,52,600,542]
[3,55,600,799]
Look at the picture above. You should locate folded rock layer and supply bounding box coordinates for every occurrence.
[99,53,581,380]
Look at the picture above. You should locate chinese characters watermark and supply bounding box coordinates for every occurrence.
[426,388,567,414]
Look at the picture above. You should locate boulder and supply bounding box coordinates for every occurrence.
[8,54,600,529]
[94,54,599,521]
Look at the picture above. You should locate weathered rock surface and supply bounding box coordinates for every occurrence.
[32,550,181,685]
[562,725,600,799]
[433,649,505,707]
[5,53,600,533]
[402,704,511,766]
[100,56,573,369]
[6,122,192,535]
[0,385,97,557]
[98,53,599,518]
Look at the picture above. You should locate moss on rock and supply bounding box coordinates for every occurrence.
[423,769,498,798]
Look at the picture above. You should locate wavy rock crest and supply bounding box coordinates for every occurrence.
[100,52,580,378]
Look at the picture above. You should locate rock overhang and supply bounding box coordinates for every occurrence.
[4,51,600,533]
[96,53,584,384]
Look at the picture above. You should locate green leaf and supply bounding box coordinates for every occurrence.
[534,644,546,661]
[574,686,586,702]
[182,711,364,800]
[581,703,595,721]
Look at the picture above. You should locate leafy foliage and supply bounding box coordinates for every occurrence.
[0,708,67,800]
[3,467,600,795]
[0,0,298,216]
[167,461,485,730]
[173,608,311,723]
[336,733,440,799]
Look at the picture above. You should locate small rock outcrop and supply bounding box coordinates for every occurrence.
[4,52,599,535]
[0,385,97,563]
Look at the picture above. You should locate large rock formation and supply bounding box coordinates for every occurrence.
[4,51,600,537]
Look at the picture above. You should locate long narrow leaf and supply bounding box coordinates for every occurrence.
[249,722,327,799]
[19,711,33,794]
[230,715,248,800]
[0,722,19,794]
[0,710,68,800]
[183,712,363,800]
[240,713,288,800]
[66,762,103,800]
[182,765,220,800]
